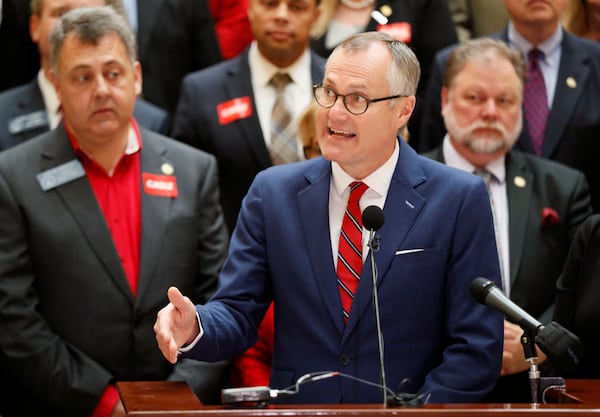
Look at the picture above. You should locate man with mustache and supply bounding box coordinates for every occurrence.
[423,37,592,403]
[421,0,600,214]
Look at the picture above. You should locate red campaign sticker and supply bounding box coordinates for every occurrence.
[143,173,178,198]
[377,22,412,44]
[217,96,253,125]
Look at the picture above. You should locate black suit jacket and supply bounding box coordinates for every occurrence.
[0,126,229,416]
[424,147,591,321]
[0,78,170,151]
[554,214,600,378]
[420,30,600,211]
[172,48,326,233]
[138,0,222,115]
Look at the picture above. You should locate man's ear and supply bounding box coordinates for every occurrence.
[395,95,416,130]
[133,61,143,97]
[30,14,41,44]
[440,86,449,115]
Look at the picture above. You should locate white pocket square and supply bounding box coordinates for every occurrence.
[395,249,425,255]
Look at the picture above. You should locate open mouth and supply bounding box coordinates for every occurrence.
[329,128,356,138]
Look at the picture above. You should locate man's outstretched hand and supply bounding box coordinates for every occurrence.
[154,287,199,364]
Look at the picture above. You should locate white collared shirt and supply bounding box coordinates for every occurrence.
[248,41,314,159]
[329,141,398,268]
[37,70,62,129]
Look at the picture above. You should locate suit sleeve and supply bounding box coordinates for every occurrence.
[0,169,112,416]
[189,153,229,303]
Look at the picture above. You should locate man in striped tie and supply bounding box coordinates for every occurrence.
[156,31,503,405]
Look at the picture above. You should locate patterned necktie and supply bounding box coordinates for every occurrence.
[269,73,300,165]
[523,48,549,156]
[337,181,368,324]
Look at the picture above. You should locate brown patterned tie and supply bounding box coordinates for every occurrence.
[269,73,300,165]
[337,181,368,324]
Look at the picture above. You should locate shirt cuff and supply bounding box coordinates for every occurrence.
[178,311,204,353]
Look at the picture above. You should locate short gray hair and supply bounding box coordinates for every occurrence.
[328,31,421,97]
[49,6,137,73]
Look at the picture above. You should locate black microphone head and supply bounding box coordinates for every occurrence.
[469,277,497,304]
[362,205,384,231]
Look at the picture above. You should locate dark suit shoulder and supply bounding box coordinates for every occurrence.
[509,150,586,180]
[0,81,37,104]
[563,30,600,55]
[140,127,216,164]
[182,52,247,86]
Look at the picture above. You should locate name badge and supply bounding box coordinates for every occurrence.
[36,159,86,191]
[217,97,253,125]
[377,22,412,44]
[143,173,178,198]
[8,110,49,134]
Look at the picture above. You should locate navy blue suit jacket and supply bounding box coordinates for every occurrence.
[172,48,326,233]
[0,78,170,151]
[419,30,600,211]
[184,139,504,404]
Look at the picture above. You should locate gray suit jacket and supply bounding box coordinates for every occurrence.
[0,127,229,416]
[424,147,592,321]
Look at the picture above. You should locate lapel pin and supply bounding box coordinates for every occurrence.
[566,77,577,89]
[380,4,392,17]
[161,162,174,175]
[514,176,526,188]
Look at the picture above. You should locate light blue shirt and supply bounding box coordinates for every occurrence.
[507,22,563,109]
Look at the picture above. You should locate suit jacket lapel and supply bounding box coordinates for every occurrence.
[40,128,132,301]
[542,33,589,158]
[346,141,427,336]
[136,131,173,302]
[224,52,273,168]
[506,152,533,290]
[298,160,344,334]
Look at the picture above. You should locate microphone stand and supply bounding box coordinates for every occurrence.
[368,228,387,405]
[520,331,567,404]
[520,332,540,404]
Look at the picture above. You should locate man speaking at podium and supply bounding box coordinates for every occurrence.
[155,31,503,404]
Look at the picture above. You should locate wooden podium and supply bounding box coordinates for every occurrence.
[117,379,600,416]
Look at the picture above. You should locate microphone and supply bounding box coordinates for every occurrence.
[470,277,542,336]
[362,205,387,404]
[362,205,385,232]
[470,277,584,371]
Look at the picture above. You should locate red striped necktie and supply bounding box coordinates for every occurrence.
[337,181,368,324]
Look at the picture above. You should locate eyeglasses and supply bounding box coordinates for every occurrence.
[312,83,405,115]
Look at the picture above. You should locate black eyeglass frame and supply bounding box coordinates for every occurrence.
[312,83,406,115]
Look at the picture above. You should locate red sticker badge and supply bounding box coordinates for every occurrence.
[377,22,412,44]
[143,173,178,198]
[217,97,253,125]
